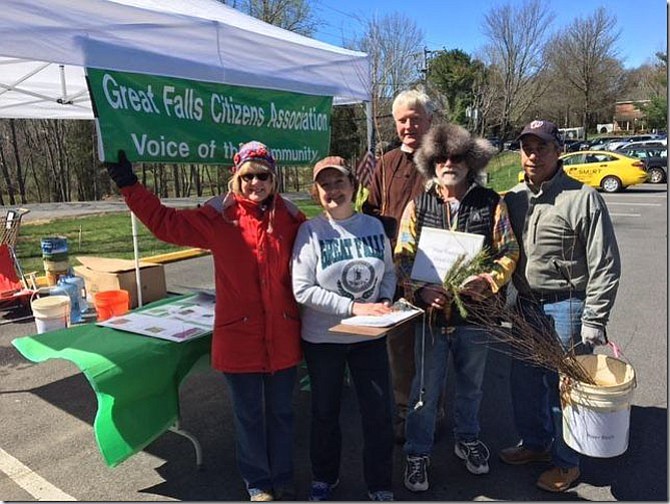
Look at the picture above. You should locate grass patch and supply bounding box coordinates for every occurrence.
[14,199,324,275]
[487,151,522,193]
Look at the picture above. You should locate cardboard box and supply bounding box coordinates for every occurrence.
[74,256,167,309]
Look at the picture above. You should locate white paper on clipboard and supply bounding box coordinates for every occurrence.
[410,228,485,284]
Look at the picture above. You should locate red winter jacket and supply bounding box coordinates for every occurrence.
[121,183,306,373]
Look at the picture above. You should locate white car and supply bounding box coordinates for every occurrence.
[605,135,665,151]
[614,139,667,150]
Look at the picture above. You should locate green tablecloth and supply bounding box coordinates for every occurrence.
[11,297,212,467]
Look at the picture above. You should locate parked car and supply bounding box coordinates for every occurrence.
[563,139,584,152]
[504,139,520,151]
[517,150,648,192]
[486,136,503,151]
[606,134,664,151]
[579,136,621,151]
[615,139,667,150]
[615,145,668,183]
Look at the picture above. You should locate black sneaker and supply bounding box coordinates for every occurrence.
[308,480,339,501]
[454,439,490,475]
[404,455,430,492]
[367,490,394,501]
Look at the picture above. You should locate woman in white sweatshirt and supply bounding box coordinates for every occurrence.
[291,156,397,502]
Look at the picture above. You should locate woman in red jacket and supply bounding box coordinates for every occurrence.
[106,142,305,502]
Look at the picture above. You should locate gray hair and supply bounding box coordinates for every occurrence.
[392,89,435,119]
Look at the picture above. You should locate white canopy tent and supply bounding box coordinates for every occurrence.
[0,0,370,116]
[0,0,372,305]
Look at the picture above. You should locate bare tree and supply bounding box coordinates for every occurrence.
[221,0,320,36]
[349,12,425,145]
[547,7,624,139]
[481,0,555,140]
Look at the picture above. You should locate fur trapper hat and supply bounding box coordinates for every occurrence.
[415,123,496,181]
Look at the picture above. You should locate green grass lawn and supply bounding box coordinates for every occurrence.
[13,201,323,275]
[13,153,521,276]
[487,150,521,192]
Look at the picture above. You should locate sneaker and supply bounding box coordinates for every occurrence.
[499,444,551,465]
[308,480,339,501]
[249,488,274,502]
[536,466,580,492]
[368,490,394,501]
[404,455,430,492]
[454,439,490,475]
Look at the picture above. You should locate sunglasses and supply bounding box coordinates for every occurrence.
[437,154,466,164]
[241,172,272,182]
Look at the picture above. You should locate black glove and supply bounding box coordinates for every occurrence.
[105,150,138,188]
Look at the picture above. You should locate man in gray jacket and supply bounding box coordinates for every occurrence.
[501,120,621,493]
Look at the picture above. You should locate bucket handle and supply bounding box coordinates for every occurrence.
[607,341,621,359]
[606,341,637,390]
[30,286,55,305]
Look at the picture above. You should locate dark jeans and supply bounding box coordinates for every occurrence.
[404,323,489,456]
[386,322,415,421]
[302,338,394,493]
[223,367,297,494]
[510,297,590,469]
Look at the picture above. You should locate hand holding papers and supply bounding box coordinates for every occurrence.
[335,299,423,330]
[410,228,485,284]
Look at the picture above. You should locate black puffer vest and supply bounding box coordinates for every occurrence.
[414,184,500,325]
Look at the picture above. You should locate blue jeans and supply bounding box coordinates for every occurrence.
[223,367,297,493]
[510,297,590,469]
[404,322,489,456]
[302,338,394,493]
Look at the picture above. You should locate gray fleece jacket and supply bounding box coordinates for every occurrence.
[291,212,397,344]
[504,168,621,329]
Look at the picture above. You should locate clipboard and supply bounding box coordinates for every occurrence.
[329,310,423,337]
[329,299,424,337]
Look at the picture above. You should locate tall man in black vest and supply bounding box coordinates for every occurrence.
[394,123,519,492]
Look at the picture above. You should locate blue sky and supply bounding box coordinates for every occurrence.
[311,0,667,69]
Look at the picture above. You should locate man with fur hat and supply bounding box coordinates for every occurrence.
[362,88,435,444]
[395,123,519,492]
[500,120,620,493]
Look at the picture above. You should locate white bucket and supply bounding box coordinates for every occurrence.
[560,353,636,458]
[31,295,70,334]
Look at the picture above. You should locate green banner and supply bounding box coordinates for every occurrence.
[87,68,332,166]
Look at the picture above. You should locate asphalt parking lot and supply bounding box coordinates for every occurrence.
[0,184,666,501]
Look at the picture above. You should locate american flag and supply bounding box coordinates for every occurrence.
[354,150,375,188]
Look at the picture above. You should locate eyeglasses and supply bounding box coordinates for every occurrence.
[436,154,465,165]
[241,172,272,182]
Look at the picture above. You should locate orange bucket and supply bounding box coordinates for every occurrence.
[94,289,130,321]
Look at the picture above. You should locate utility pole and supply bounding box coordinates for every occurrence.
[421,47,433,84]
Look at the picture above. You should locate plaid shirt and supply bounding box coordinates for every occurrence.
[394,186,519,301]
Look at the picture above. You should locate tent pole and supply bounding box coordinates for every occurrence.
[131,211,143,307]
[365,101,373,152]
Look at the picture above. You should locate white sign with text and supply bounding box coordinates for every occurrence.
[410,228,484,284]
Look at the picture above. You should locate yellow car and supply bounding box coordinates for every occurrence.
[517,150,648,192]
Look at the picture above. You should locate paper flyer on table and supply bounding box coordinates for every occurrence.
[410,228,485,284]
[97,292,215,342]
